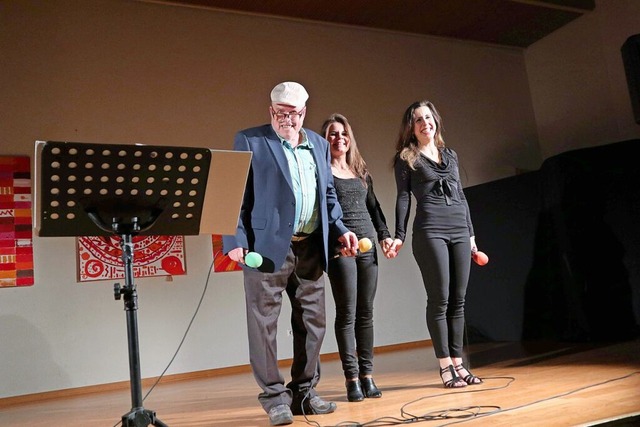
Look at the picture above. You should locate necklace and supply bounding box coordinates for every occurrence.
[421,146,439,162]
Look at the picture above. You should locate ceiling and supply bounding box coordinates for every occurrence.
[150,0,595,48]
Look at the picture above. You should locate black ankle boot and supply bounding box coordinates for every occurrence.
[346,379,364,402]
[360,377,382,398]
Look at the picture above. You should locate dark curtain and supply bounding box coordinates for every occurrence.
[464,139,640,343]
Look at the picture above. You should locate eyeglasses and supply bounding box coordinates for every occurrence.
[271,107,305,121]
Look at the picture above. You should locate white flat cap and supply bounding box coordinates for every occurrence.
[270,81,309,108]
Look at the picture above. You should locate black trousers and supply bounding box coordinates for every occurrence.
[242,232,326,413]
[327,247,379,380]
[412,231,471,359]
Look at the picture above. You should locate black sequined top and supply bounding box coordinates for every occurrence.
[333,174,391,245]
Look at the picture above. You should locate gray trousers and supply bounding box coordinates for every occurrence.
[243,232,326,413]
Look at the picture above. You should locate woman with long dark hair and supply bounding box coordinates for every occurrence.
[321,113,392,401]
[388,101,483,388]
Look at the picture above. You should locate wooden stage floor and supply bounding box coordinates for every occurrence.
[1,338,639,426]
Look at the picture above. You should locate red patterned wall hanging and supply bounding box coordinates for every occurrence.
[77,235,186,282]
[0,156,34,288]
[212,234,241,272]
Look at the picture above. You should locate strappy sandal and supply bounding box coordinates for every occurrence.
[439,365,467,388]
[454,363,483,385]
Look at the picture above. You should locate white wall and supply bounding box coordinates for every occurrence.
[0,0,612,400]
[526,0,640,159]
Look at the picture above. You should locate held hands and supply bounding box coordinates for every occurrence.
[340,236,399,259]
[384,238,403,259]
[380,238,394,257]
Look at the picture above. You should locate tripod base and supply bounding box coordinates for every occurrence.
[122,407,168,427]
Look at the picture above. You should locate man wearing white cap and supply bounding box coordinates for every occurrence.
[223,81,358,425]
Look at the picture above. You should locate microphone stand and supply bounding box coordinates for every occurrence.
[89,212,168,427]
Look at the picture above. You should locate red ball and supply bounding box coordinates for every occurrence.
[473,251,489,266]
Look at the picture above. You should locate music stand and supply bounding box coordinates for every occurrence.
[33,140,251,427]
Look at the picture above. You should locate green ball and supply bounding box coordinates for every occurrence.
[245,252,263,268]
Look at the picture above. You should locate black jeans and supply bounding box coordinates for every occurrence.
[327,248,379,380]
[412,231,471,359]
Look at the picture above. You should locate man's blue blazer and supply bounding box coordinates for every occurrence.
[222,124,349,273]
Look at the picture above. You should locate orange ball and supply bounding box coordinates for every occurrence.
[358,238,373,253]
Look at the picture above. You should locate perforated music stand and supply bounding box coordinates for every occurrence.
[33,140,251,427]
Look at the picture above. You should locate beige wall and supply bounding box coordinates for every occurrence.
[0,0,633,400]
[1,0,540,181]
[526,0,640,159]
